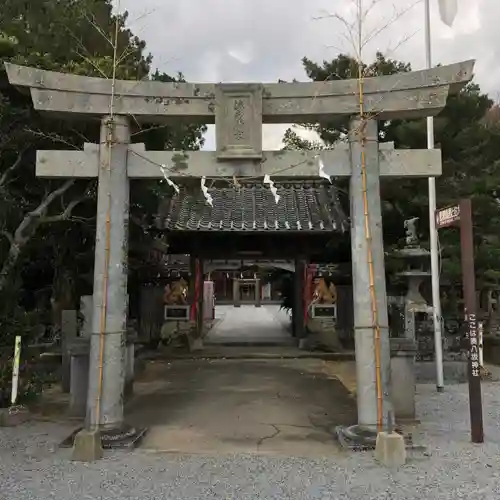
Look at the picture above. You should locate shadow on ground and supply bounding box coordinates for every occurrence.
[126,358,357,457]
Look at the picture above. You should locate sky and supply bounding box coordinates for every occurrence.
[115,0,498,150]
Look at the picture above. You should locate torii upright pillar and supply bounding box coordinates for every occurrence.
[72,115,143,460]
[86,116,130,433]
[349,118,391,428]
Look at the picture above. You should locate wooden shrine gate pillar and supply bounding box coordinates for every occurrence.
[189,255,204,350]
[292,258,307,339]
[304,264,315,324]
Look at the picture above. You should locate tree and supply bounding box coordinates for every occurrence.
[283,53,500,295]
[283,53,411,150]
[0,0,206,342]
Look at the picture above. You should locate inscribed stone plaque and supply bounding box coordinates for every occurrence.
[164,305,190,321]
[311,304,337,320]
[215,83,263,160]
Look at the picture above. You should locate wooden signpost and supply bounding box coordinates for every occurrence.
[435,199,484,443]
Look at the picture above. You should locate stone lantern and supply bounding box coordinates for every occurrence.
[389,217,432,422]
[393,217,432,342]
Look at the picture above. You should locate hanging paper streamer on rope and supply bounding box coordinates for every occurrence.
[318,157,332,183]
[263,174,280,204]
[159,165,180,193]
[201,176,213,206]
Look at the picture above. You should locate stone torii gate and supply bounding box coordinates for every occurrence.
[5,60,474,458]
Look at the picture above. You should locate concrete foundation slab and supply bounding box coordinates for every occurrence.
[126,357,356,457]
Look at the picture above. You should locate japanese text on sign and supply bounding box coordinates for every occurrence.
[468,313,480,377]
[436,205,461,228]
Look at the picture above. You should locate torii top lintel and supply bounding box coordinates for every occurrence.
[5,60,474,124]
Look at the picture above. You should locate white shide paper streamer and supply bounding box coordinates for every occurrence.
[201,176,213,206]
[159,165,180,193]
[318,158,332,183]
[263,174,280,204]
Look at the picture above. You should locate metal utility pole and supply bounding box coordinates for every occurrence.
[424,0,445,392]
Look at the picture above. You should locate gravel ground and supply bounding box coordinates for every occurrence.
[1,383,500,499]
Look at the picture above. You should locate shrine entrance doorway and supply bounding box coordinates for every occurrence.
[157,179,349,345]
[238,279,257,304]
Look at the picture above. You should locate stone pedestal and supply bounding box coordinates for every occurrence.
[390,338,418,422]
[483,335,500,364]
[61,310,78,393]
[67,331,136,417]
[69,351,90,418]
[306,317,342,351]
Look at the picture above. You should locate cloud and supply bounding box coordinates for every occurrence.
[116,0,499,149]
[227,41,254,66]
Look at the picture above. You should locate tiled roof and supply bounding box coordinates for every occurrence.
[157,181,348,233]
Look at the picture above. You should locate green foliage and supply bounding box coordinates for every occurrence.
[1,0,151,78]
[0,0,205,349]
[283,52,411,149]
[285,53,500,291]
[0,355,54,408]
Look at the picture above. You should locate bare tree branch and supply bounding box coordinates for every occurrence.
[61,27,111,78]
[74,49,110,79]
[0,180,75,292]
[23,180,75,222]
[25,127,83,150]
[41,199,83,223]
[314,11,360,58]
[362,1,419,49]
[0,231,14,246]
[41,180,93,223]
[0,148,27,188]
[116,45,137,66]
[81,11,115,49]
